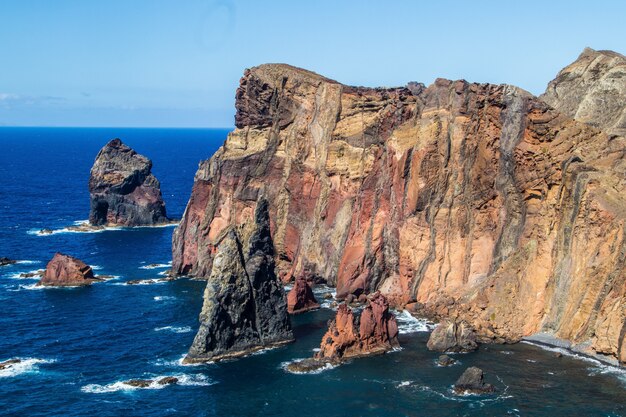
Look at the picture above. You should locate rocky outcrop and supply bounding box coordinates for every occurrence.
[184,198,293,363]
[0,257,16,266]
[287,276,320,314]
[38,253,99,287]
[89,139,168,226]
[427,320,478,353]
[437,354,456,366]
[173,51,626,364]
[316,293,399,360]
[541,48,626,138]
[286,293,398,372]
[453,367,496,394]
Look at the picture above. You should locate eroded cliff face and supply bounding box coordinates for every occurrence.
[541,48,626,138]
[173,54,626,363]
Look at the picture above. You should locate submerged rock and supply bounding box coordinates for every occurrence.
[438,354,456,367]
[0,257,16,267]
[157,376,178,385]
[19,270,45,278]
[287,276,320,314]
[38,253,99,287]
[453,367,496,394]
[89,138,169,227]
[427,320,478,353]
[0,359,21,370]
[184,198,293,363]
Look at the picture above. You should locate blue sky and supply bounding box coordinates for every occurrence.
[1,0,624,127]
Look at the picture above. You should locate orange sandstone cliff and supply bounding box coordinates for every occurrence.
[173,49,626,364]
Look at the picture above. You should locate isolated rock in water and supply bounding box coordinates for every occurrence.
[316,293,399,361]
[157,377,178,385]
[454,367,496,394]
[287,276,320,314]
[541,48,626,138]
[184,198,293,363]
[38,253,98,287]
[19,270,44,278]
[0,359,21,370]
[427,321,478,353]
[89,138,168,226]
[172,53,626,364]
[438,354,456,367]
[0,257,16,266]
[125,379,152,388]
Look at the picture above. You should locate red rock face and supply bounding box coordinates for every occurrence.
[39,253,97,287]
[287,277,320,314]
[316,293,399,360]
[172,57,626,363]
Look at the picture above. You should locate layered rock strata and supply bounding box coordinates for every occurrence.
[38,253,99,287]
[89,139,168,226]
[173,51,626,364]
[287,276,320,314]
[184,198,293,363]
[541,48,626,138]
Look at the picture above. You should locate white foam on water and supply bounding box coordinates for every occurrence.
[397,380,412,388]
[29,220,179,236]
[6,269,43,280]
[81,373,214,393]
[157,270,171,277]
[0,358,56,378]
[153,296,176,302]
[15,260,40,265]
[280,359,338,375]
[521,341,626,386]
[395,310,434,334]
[91,265,102,270]
[154,326,192,334]
[140,262,171,270]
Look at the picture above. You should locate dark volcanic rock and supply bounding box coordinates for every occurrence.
[125,379,152,388]
[427,320,478,353]
[438,354,456,367]
[89,138,168,226]
[38,253,98,287]
[453,367,496,394]
[0,359,21,370]
[157,377,178,385]
[184,198,293,363]
[287,276,320,314]
[0,257,16,266]
[19,270,44,278]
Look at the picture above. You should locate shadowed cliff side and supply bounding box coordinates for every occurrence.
[173,54,626,364]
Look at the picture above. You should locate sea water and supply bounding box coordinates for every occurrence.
[0,127,624,416]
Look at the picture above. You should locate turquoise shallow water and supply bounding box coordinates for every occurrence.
[0,127,624,417]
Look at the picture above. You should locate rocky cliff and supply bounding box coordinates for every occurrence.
[173,52,626,364]
[541,48,626,138]
[184,198,293,363]
[89,139,169,226]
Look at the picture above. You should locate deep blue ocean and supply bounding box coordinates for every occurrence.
[0,127,624,417]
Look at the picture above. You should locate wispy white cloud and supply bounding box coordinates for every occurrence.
[0,93,65,108]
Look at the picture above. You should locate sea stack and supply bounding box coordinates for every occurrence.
[184,198,294,363]
[287,276,320,314]
[38,253,98,287]
[89,138,168,226]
